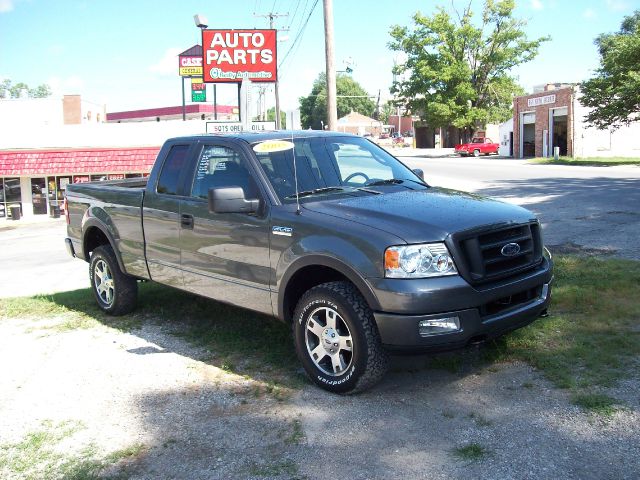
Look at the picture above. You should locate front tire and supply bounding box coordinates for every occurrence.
[89,245,138,316]
[473,149,481,157]
[293,281,389,394]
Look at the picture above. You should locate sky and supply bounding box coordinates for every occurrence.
[0,0,638,115]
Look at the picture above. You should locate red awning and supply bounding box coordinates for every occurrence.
[0,147,161,176]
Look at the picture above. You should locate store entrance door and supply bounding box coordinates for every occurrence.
[552,110,568,156]
[31,178,47,215]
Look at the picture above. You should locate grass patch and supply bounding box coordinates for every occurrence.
[486,255,640,391]
[285,419,305,445]
[0,420,144,480]
[451,443,490,461]
[572,393,621,416]
[0,289,141,333]
[530,156,640,166]
[248,459,298,477]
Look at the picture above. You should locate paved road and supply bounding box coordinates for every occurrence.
[399,155,640,259]
[0,220,88,298]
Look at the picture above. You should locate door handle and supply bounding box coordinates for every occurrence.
[180,213,194,229]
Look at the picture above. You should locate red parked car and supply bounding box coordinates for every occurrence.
[454,137,499,157]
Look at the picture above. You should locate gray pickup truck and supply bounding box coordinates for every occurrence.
[65,131,553,393]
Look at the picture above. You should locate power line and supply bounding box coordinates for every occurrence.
[279,0,319,70]
[289,0,304,28]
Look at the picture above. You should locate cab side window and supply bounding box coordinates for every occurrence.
[191,145,257,200]
[157,145,189,195]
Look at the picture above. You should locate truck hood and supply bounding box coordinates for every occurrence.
[302,188,537,244]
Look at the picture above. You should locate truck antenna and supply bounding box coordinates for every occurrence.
[291,132,301,215]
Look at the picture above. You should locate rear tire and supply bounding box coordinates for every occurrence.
[293,281,389,394]
[89,245,138,316]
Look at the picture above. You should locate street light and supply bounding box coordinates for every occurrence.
[193,14,208,29]
[193,14,217,121]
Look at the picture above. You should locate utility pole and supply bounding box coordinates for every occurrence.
[323,0,338,131]
[254,12,288,129]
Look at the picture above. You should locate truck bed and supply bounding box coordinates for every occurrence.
[65,179,149,279]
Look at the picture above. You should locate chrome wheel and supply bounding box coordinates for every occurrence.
[305,307,353,376]
[93,259,114,306]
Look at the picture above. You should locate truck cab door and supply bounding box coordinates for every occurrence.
[179,141,273,315]
[143,142,193,288]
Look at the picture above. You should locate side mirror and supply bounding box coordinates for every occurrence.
[208,187,259,214]
[413,168,425,180]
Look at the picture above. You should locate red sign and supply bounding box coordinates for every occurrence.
[202,29,277,83]
[179,55,203,76]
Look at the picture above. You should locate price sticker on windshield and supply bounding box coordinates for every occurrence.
[253,140,295,153]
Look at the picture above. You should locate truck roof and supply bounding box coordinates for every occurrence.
[165,130,358,144]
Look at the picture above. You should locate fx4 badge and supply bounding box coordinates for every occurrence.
[272,226,293,237]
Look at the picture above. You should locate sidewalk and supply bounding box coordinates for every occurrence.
[0,215,64,231]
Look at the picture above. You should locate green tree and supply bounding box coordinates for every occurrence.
[580,11,640,129]
[0,79,52,98]
[266,106,286,128]
[379,101,397,125]
[299,73,376,129]
[389,0,547,135]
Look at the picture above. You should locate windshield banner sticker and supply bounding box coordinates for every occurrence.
[253,140,295,153]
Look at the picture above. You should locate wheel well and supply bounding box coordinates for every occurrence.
[283,265,361,323]
[83,227,111,261]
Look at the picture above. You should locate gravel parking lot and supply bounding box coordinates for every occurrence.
[1,314,638,479]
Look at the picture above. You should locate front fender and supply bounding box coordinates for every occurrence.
[275,236,383,320]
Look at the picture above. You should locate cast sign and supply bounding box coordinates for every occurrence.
[202,29,277,83]
[179,55,203,77]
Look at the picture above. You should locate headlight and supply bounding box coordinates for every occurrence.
[384,243,457,278]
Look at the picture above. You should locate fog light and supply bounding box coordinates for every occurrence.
[418,317,461,337]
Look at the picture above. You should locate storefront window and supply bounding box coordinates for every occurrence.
[3,177,22,218]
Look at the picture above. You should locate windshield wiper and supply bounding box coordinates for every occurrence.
[365,179,404,187]
[285,187,345,199]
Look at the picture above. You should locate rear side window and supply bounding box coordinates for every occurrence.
[157,145,189,195]
[190,145,257,200]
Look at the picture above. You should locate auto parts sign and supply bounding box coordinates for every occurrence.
[202,29,277,83]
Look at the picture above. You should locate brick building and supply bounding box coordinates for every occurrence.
[513,86,573,158]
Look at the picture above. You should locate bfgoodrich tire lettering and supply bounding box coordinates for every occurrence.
[293,281,389,394]
[89,245,138,316]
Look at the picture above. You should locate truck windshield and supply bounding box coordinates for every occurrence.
[252,136,426,203]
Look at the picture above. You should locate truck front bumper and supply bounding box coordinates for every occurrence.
[370,258,553,352]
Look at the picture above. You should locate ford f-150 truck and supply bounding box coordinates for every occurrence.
[65,131,552,393]
[454,137,500,157]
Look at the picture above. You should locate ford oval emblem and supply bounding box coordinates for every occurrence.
[501,242,521,257]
